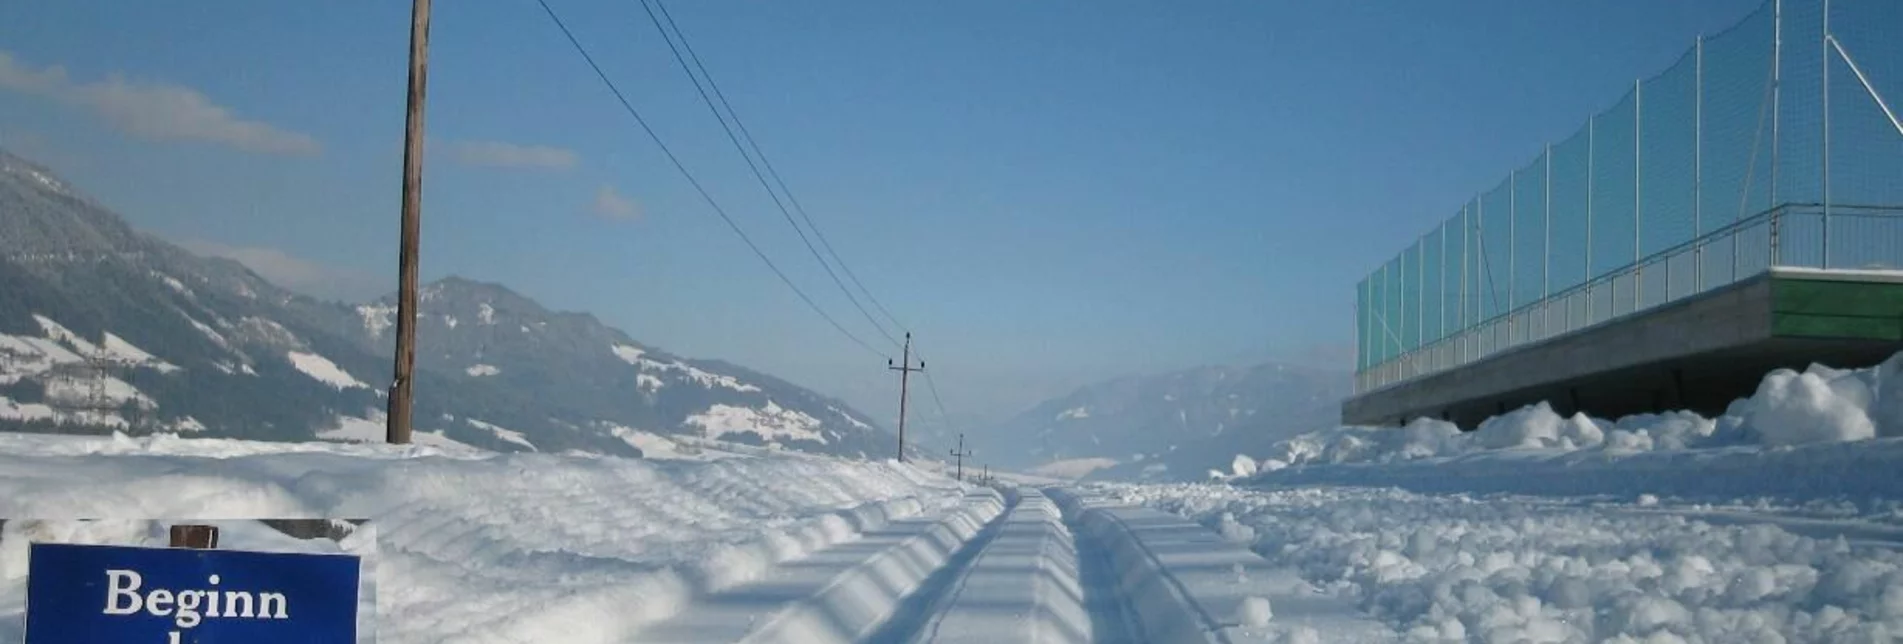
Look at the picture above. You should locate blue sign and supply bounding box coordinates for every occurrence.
[25,542,360,643]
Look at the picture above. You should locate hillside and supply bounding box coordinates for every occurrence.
[0,147,896,458]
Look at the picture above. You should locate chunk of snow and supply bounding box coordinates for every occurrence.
[478,302,496,324]
[287,351,367,389]
[1236,596,1273,627]
[443,315,459,329]
[465,364,500,377]
[1740,366,1877,445]
[1057,406,1090,420]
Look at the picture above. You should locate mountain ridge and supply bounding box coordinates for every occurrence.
[0,146,896,459]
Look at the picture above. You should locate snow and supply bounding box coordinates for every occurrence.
[612,344,761,393]
[636,373,663,392]
[42,374,153,409]
[831,406,874,431]
[0,432,965,643]
[151,271,191,296]
[287,351,368,390]
[1098,480,1903,643]
[443,314,459,329]
[100,332,179,372]
[478,302,496,324]
[610,343,646,364]
[356,303,394,339]
[186,316,231,349]
[32,315,100,357]
[1027,457,1120,480]
[464,363,500,377]
[1057,405,1091,420]
[317,414,474,452]
[686,401,827,444]
[467,418,536,451]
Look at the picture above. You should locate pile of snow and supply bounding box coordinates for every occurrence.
[1249,353,1903,474]
[464,363,500,377]
[0,431,965,643]
[1101,482,1903,642]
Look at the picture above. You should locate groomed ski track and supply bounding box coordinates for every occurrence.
[627,485,1394,643]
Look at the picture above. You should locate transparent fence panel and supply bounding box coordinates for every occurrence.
[1514,155,1548,308]
[1549,126,1593,292]
[1827,1,1903,213]
[1480,180,1514,321]
[1592,92,1641,283]
[1641,48,1700,262]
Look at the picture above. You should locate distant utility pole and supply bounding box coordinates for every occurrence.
[387,0,432,445]
[950,433,973,481]
[887,332,923,462]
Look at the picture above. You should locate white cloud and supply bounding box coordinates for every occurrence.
[0,51,320,156]
[448,140,577,170]
[180,240,385,302]
[593,184,641,221]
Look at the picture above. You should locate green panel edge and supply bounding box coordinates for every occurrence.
[1770,277,1903,341]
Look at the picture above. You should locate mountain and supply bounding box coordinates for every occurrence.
[972,362,1351,481]
[0,147,896,458]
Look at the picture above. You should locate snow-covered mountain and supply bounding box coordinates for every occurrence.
[0,147,895,458]
[974,362,1350,480]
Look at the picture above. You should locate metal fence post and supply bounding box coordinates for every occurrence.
[1695,34,1704,292]
[1770,0,1782,267]
[1821,0,1830,269]
[1509,169,1517,340]
[1586,114,1596,325]
[1634,78,1643,312]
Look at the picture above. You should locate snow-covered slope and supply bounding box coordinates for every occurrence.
[0,145,892,458]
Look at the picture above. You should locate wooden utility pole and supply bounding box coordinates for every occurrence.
[387,0,432,445]
[949,433,972,481]
[169,524,220,549]
[887,332,922,462]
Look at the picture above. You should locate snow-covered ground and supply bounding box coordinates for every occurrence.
[4,353,1903,642]
[1080,353,1903,642]
[0,432,968,643]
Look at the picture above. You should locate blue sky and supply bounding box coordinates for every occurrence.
[0,0,1763,421]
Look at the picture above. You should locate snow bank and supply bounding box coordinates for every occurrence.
[1252,352,1903,475]
[0,432,966,643]
[1104,483,1903,643]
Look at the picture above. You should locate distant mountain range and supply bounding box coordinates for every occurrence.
[970,362,1350,481]
[0,147,897,459]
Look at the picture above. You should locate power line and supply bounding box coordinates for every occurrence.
[533,0,887,360]
[645,0,910,337]
[915,350,956,434]
[637,0,898,350]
